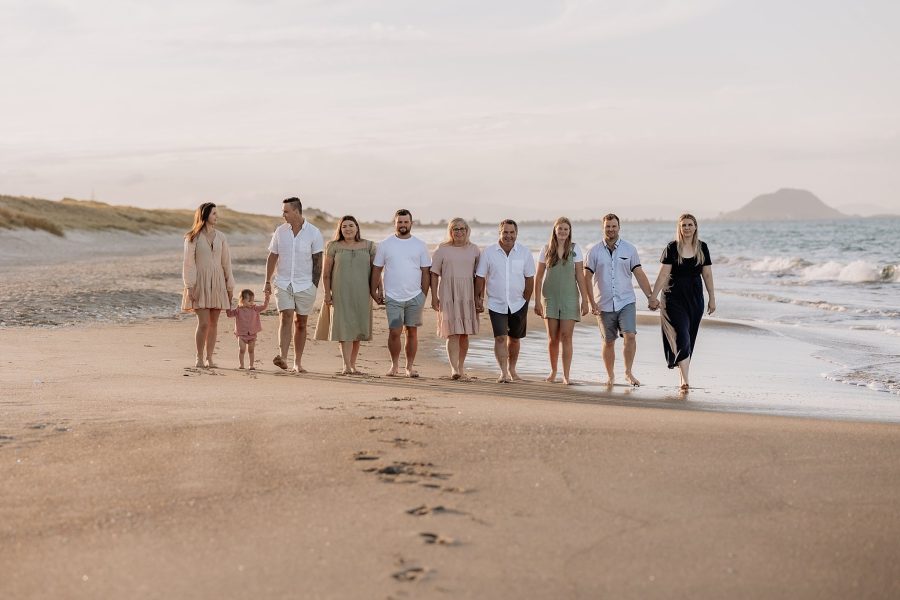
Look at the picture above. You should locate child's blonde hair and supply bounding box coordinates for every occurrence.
[238,289,255,307]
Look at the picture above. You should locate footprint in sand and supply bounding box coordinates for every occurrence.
[353,450,382,461]
[391,557,430,583]
[405,504,466,517]
[419,532,458,546]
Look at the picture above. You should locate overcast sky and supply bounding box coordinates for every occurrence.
[2,0,899,221]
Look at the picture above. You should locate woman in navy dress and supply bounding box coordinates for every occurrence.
[649,214,716,391]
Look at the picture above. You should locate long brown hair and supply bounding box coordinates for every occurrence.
[333,215,362,242]
[544,216,575,268]
[185,202,216,242]
[675,213,704,265]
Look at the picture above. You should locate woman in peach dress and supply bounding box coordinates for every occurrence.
[430,218,481,380]
[182,202,235,368]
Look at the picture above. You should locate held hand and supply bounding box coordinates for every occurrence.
[590,303,600,316]
[581,300,590,317]
[707,300,716,316]
[324,291,333,305]
[648,298,660,311]
[475,298,484,313]
[432,299,440,312]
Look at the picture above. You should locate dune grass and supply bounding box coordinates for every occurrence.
[0,196,334,237]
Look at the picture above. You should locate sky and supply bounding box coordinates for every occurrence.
[2,0,899,222]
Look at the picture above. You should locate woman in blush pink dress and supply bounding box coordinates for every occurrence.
[430,218,481,380]
[182,202,235,368]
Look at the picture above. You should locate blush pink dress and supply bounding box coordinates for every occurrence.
[430,243,480,338]
[181,230,235,311]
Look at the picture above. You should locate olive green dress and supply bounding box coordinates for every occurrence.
[328,240,376,342]
[539,242,583,321]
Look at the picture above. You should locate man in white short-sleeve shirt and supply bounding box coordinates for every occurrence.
[475,219,536,383]
[370,209,431,378]
[264,197,324,373]
[583,213,654,387]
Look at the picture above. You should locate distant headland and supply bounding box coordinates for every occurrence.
[717,188,846,221]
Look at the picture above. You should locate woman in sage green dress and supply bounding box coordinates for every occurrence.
[534,217,591,385]
[322,216,377,374]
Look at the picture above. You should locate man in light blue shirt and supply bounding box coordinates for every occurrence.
[584,214,654,386]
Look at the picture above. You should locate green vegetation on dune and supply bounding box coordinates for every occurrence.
[0,195,334,236]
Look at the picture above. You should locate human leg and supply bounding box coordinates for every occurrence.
[205,309,221,367]
[559,319,576,385]
[458,334,469,379]
[194,309,210,367]
[678,357,691,390]
[238,338,247,369]
[275,309,295,369]
[247,340,256,369]
[493,335,511,382]
[292,314,309,372]
[507,337,522,381]
[447,335,461,378]
[544,318,560,382]
[404,327,419,377]
[387,328,402,375]
[350,340,361,372]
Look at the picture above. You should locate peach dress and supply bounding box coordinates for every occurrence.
[181,230,235,311]
[430,243,480,338]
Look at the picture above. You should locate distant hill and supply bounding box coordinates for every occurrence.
[0,195,334,237]
[718,189,846,221]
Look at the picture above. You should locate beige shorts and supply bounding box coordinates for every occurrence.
[275,284,317,315]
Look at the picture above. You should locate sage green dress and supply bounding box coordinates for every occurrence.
[328,240,376,342]
[539,242,584,322]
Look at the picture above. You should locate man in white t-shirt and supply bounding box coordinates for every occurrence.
[584,213,654,386]
[475,219,536,383]
[370,209,432,377]
[264,197,324,373]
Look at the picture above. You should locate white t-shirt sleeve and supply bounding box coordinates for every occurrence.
[419,240,432,268]
[573,243,584,263]
[538,245,548,265]
[373,237,387,268]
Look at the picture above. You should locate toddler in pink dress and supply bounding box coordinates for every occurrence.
[226,289,271,369]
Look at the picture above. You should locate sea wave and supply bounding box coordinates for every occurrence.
[743,257,898,283]
[823,362,900,396]
[736,291,900,318]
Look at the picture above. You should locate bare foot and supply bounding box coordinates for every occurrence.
[238,365,245,370]
[496,375,512,383]
[249,366,256,371]
[680,383,690,392]
[206,359,218,369]
[195,358,204,368]
[385,365,399,377]
[273,355,288,370]
[510,371,523,381]
[603,377,615,387]
[341,367,352,375]
[625,373,641,387]
[405,368,419,378]
[290,364,307,374]
[563,377,574,386]
[451,373,461,380]
[544,372,557,383]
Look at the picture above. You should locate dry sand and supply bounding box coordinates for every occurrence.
[2,302,900,600]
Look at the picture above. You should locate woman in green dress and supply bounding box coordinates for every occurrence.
[322,215,377,374]
[534,217,591,385]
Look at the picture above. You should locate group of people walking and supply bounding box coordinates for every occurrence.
[182,198,716,391]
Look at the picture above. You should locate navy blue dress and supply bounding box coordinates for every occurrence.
[659,241,712,369]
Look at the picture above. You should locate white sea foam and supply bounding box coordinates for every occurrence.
[749,256,809,273]
[801,260,891,283]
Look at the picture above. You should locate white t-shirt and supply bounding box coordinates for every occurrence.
[267,221,324,292]
[373,235,432,302]
[538,243,584,265]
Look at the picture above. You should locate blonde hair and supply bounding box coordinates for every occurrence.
[675,213,704,265]
[544,217,575,268]
[185,202,216,242]
[441,217,471,246]
[238,289,254,307]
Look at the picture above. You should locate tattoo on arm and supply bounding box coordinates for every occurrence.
[312,252,323,287]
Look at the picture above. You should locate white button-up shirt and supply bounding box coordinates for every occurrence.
[475,242,536,313]
[585,238,641,312]
[268,221,324,292]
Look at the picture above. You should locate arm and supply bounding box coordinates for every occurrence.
[533,263,546,317]
[182,239,198,300]
[575,261,590,316]
[430,272,440,311]
[312,252,323,288]
[632,266,653,308]
[322,253,335,305]
[474,276,485,313]
[259,293,270,312]
[583,266,598,314]
[701,265,716,315]
[649,264,672,311]
[221,236,235,304]
[523,276,534,304]
[264,252,278,296]
[420,267,430,299]
[370,265,384,304]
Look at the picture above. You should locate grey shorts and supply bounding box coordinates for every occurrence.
[599,302,637,341]
[385,292,425,330]
[275,283,317,316]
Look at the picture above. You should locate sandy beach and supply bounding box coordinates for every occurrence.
[3,302,900,598]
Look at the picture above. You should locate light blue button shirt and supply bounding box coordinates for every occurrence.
[585,238,642,312]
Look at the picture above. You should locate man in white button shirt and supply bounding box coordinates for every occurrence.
[264,197,324,373]
[584,213,654,387]
[475,219,536,383]
[370,209,432,378]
